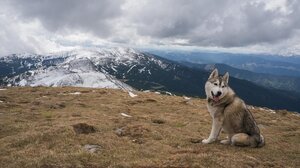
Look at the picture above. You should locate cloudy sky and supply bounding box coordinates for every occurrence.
[0,0,300,56]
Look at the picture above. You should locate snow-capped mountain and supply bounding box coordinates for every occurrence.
[0,47,169,90]
[15,58,132,90]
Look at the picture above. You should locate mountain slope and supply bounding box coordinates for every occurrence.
[147,50,300,77]
[0,48,143,90]
[0,48,300,111]
[0,87,299,167]
[180,62,300,93]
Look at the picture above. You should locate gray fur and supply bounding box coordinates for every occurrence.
[203,69,265,148]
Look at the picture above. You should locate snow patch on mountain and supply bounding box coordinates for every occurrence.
[0,47,172,91]
[18,69,124,89]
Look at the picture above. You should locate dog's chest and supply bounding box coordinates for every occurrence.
[207,104,222,117]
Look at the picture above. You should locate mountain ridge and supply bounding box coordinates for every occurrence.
[179,61,300,94]
[0,48,299,112]
[147,50,300,77]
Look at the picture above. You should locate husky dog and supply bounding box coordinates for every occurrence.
[202,69,265,147]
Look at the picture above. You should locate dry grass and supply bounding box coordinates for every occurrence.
[0,87,299,168]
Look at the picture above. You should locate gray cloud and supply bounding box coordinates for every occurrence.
[129,0,230,38]
[0,0,300,55]
[130,0,300,47]
[5,0,125,37]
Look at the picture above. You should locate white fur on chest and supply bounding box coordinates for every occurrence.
[207,104,220,117]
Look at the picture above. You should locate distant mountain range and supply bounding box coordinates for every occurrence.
[180,62,300,93]
[147,50,300,77]
[0,48,299,112]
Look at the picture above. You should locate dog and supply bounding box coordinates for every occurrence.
[202,69,265,147]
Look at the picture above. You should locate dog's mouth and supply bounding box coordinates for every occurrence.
[211,91,221,102]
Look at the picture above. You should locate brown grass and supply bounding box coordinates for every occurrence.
[0,87,299,168]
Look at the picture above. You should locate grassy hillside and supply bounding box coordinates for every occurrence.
[0,87,299,167]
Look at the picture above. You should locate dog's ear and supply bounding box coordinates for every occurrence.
[209,69,218,79]
[223,72,229,84]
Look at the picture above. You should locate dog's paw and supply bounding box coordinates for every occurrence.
[220,139,230,145]
[202,138,214,144]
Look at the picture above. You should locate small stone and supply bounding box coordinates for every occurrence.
[128,91,137,98]
[69,92,81,95]
[83,144,101,153]
[115,127,126,136]
[121,113,132,117]
[132,138,144,144]
[183,96,191,100]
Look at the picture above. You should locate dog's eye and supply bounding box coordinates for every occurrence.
[214,83,218,86]
[222,86,225,88]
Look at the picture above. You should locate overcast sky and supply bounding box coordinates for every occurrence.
[0,0,299,56]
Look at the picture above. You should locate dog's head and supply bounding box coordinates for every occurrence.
[205,69,230,102]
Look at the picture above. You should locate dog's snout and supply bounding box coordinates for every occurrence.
[211,91,222,97]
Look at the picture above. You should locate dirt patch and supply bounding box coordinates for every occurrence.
[126,98,158,105]
[49,102,66,109]
[115,125,150,144]
[145,98,158,102]
[72,123,97,134]
[190,138,202,143]
[152,119,166,124]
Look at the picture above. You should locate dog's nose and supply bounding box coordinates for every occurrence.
[216,91,222,97]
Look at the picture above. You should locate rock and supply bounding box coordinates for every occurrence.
[69,92,81,95]
[115,127,126,137]
[83,144,101,153]
[128,91,137,98]
[115,125,150,138]
[183,96,191,100]
[165,92,173,96]
[121,113,132,117]
[268,109,276,114]
[132,138,144,144]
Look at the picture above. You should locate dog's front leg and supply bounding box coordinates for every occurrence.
[202,116,223,144]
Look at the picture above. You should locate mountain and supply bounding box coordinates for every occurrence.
[0,87,299,167]
[0,48,300,112]
[0,48,208,96]
[146,50,300,77]
[0,49,139,90]
[180,62,300,93]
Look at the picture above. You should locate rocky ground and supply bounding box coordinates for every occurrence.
[0,87,299,168]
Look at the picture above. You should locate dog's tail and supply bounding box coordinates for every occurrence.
[231,133,265,148]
